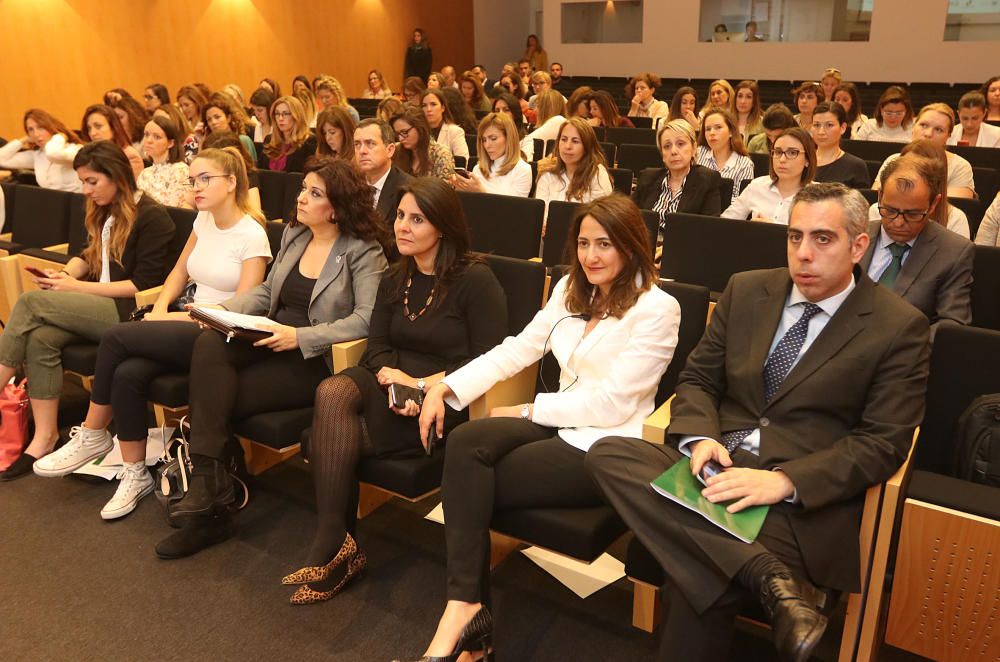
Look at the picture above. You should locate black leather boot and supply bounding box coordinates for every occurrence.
[155,511,234,560]
[165,454,235,526]
[738,554,828,662]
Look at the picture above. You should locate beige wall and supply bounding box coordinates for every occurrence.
[0,0,474,137]
[540,0,996,85]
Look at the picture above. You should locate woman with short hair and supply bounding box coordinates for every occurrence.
[791,81,823,130]
[627,73,669,123]
[143,84,170,112]
[948,91,1000,148]
[0,108,85,192]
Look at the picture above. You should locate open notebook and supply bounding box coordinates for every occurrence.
[188,307,274,343]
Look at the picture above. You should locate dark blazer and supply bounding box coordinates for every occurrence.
[860,219,974,336]
[77,196,175,321]
[256,135,318,173]
[376,166,414,230]
[632,164,724,217]
[221,224,387,373]
[668,267,929,593]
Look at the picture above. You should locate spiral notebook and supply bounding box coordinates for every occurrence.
[650,457,769,543]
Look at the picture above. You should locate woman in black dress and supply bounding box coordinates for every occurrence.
[283,177,507,605]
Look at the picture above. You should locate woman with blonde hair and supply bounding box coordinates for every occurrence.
[295,85,319,129]
[820,68,843,104]
[0,108,85,192]
[377,97,404,123]
[259,96,317,173]
[315,107,356,162]
[535,117,613,217]
[701,79,736,117]
[31,147,271,514]
[315,75,360,122]
[364,69,392,99]
[0,142,174,480]
[453,112,531,196]
[521,90,568,161]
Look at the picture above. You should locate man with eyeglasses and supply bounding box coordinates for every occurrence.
[861,153,973,338]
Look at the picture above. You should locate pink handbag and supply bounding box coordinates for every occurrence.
[0,379,29,471]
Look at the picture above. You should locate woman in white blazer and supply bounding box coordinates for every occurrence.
[422,89,470,161]
[400,194,681,662]
[0,108,84,192]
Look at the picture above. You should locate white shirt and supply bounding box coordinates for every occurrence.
[867,201,970,240]
[472,155,532,197]
[849,114,869,138]
[853,119,912,143]
[721,176,798,225]
[947,122,1000,148]
[867,226,916,281]
[0,136,83,192]
[370,166,392,209]
[521,115,566,161]
[443,276,681,452]
[433,122,469,161]
[186,212,272,304]
[696,146,755,206]
[976,194,1000,247]
[100,217,115,283]
[874,151,975,196]
[679,276,856,458]
[534,165,613,216]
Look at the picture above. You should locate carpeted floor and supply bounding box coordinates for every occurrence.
[0,391,927,661]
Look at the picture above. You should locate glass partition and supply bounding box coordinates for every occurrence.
[699,0,874,42]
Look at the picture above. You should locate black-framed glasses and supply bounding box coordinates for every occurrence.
[771,147,802,160]
[273,110,293,119]
[877,204,930,224]
[187,174,230,189]
[395,127,414,140]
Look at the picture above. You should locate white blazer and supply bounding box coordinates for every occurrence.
[947,122,1000,148]
[434,122,470,161]
[443,275,681,451]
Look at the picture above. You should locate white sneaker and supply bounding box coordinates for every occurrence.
[101,462,154,520]
[33,426,114,477]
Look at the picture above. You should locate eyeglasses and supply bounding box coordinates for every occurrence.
[882,110,906,118]
[187,174,230,190]
[395,127,414,140]
[810,121,839,132]
[771,148,802,160]
[877,204,930,224]
[273,110,293,119]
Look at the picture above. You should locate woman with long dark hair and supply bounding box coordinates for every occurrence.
[0,108,85,191]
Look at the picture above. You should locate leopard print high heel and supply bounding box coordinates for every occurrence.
[289,550,367,605]
[281,533,357,585]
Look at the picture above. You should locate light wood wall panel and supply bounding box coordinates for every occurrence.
[0,0,474,136]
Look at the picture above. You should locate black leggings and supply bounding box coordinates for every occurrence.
[440,417,605,603]
[90,321,203,441]
[186,329,330,459]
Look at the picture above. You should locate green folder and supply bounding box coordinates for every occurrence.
[650,457,769,543]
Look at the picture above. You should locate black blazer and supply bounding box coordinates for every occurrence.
[632,164,724,217]
[377,166,414,230]
[76,196,175,321]
[257,135,318,173]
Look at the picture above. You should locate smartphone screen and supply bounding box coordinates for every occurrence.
[697,460,725,487]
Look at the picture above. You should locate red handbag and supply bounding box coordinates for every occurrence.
[0,379,29,471]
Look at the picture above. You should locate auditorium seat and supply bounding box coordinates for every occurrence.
[458,191,544,260]
[257,169,288,221]
[618,145,662,173]
[605,127,657,146]
[719,178,734,209]
[971,245,1000,331]
[1,182,15,234]
[970,166,997,206]
[629,117,654,129]
[541,201,657,267]
[0,186,73,255]
[749,152,770,177]
[842,139,901,164]
[599,141,617,166]
[608,167,633,195]
[659,213,788,294]
[949,197,985,239]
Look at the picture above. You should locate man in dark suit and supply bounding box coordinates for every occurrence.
[861,152,973,337]
[587,183,930,662]
[354,118,413,230]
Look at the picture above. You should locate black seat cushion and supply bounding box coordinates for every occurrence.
[17,248,71,264]
[148,374,189,409]
[491,505,627,562]
[234,407,313,450]
[61,343,98,375]
[907,470,1000,521]
[357,451,446,500]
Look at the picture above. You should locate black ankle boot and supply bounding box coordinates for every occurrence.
[737,554,828,662]
[165,454,235,526]
[155,511,234,560]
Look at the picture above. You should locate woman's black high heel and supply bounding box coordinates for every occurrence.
[393,606,494,662]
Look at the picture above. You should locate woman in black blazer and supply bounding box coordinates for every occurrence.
[632,118,723,227]
[257,95,317,173]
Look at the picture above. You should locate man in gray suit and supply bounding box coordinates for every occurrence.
[861,152,974,337]
[587,183,929,662]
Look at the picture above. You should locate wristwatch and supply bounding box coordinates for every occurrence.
[416,379,427,393]
[520,404,531,420]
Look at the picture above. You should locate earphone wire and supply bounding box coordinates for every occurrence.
[539,313,591,394]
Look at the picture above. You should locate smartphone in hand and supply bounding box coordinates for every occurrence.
[697,459,725,486]
[24,266,49,278]
[455,167,471,178]
[389,383,425,409]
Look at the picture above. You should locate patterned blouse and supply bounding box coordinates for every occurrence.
[653,172,686,228]
[695,146,755,206]
[427,141,456,181]
[137,162,191,208]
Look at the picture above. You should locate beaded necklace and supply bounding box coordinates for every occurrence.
[402,274,435,321]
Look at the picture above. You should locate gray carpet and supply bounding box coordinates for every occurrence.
[0,438,926,661]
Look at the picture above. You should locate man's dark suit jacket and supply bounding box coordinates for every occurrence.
[376,166,414,230]
[859,219,974,335]
[632,163,724,218]
[667,267,929,593]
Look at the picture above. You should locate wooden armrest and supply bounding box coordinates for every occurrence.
[134,286,163,307]
[529,256,542,263]
[0,233,11,242]
[641,395,675,445]
[42,243,69,254]
[17,254,65,293]
[469,362,539,420]
[332,338,367,373]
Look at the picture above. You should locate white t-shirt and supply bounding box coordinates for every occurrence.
[472,155,533,197]
[186,212,272,304]
[853,119,912,143]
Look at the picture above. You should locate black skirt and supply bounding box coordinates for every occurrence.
[341,365,468,458]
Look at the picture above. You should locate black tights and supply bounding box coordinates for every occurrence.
[305,375,375,567]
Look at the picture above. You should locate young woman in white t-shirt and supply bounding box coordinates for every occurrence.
[534,117,613,225]
[33,146,271,521]
[452,112,532,197]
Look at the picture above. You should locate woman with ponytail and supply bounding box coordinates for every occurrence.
[30,147,272,520]
[0,141,174,481]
